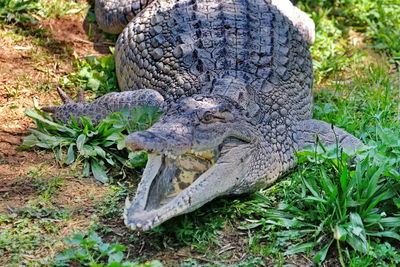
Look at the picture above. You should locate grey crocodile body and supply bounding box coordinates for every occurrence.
[43,0,361,231]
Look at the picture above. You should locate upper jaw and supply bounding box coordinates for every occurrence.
[125,129,192,156]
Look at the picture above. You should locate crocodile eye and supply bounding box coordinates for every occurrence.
[202,112,213,122]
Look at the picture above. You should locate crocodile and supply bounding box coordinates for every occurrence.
[42,0,362,231]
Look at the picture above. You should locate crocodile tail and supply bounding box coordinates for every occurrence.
[95,0,156,34]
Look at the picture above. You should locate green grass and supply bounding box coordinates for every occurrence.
[38,0,86,19]
[238,144,400,264]
[61,51,119,97]
[180,256,265,267]
[53,231,163,267]
[0,0,41,24]
[0,0,87,25]
[0,215,59,265]
[297,0,400,65]
[0,173,71,265]
[314,63,399,136]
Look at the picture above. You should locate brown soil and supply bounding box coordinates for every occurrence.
[99,214,260,267]
[0,12,112,265]
[39,16,113,56]
[0,13,111,173]
[0,14,111,133]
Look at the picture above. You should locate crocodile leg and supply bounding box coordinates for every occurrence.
[95,0,157,34]
[294,119,363,152]
[42,88,164,124]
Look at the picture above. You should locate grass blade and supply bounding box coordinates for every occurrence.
[284,242,318,255]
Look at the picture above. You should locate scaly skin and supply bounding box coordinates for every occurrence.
[43,0,362,231]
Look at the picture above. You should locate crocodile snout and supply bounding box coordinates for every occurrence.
[125,131,161,152]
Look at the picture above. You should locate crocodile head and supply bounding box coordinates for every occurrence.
[124,95,260,231]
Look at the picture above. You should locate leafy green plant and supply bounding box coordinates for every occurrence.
[22,106,160,183]
[15,203,71,221]
[298,0,400,64]
[360,127,400,180]
[61,52,118,96]
[239,144,400,265]
[53,231,163,267]
[346,241,400,266]
[0,0,41,24]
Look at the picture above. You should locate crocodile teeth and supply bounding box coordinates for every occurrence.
[125,196,131,207]
[123,197,130,225]
[188,150,214,158]
[123,209,128,224]
[128,223,136,231]
[164,151,177,159]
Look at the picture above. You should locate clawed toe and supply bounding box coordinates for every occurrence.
[41,88,86,114]
[41,106,58,113]
[77,88,85,104]
[57,87,74,104]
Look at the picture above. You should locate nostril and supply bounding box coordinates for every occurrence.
[125,140,144,151]
[125,133,144,151]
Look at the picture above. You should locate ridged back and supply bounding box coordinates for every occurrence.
[115,0,313,123]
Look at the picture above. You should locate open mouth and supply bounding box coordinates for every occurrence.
[142,149,218,211]
[123,137,250,230]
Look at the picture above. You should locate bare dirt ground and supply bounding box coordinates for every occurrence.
[0,13,109,204]
[0,12,117,264]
